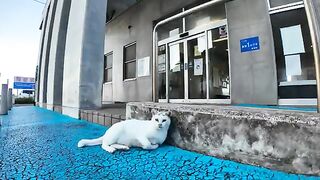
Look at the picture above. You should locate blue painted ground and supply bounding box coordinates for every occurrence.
[0,107,319,179]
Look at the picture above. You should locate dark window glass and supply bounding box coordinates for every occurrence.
[104,53,113,83]
[124,44,136,62]
[271,8,316,98]
[208,26,230,99]
[168,42,184,99]
[125,61,136,79]
[271,8,315,82]
[158,45,166,99]
[104,69,112,83]
[187,37,207,99]
[157,18,183,41]
[278,85,317,99]
[124,43,137,79]
[269,0,302,8]
[156,9,183,41]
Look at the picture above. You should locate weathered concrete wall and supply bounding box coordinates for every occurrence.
[127,102,320,175]
[63,0,107,118]
[38,0,58,107]
[46,0,71,110]
[226,0,278,105]
[104,0,201,103]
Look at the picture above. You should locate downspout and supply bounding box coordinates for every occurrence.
[303,0,320,112]
[152,0,228,102]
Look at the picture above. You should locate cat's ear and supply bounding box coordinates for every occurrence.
[165,111,171,117]
[151,109,158,115]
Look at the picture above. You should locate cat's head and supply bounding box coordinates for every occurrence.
[150,111,171,130]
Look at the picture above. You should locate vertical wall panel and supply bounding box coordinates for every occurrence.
[46,0,72,110]
[226,0,278,105]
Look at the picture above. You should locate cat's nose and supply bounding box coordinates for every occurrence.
[158,124,162,128]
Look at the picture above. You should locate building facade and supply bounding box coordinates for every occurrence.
[36,0,320,117]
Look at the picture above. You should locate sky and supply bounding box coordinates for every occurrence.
[0,0,45,88]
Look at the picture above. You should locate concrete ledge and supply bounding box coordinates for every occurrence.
[126,102,320,176]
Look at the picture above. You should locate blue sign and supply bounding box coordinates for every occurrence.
[13,82,35,90]
[240,36,260,53]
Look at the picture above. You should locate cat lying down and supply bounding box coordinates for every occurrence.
[77,111,171,153]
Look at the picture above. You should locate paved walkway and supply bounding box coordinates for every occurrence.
[0,107,318,179]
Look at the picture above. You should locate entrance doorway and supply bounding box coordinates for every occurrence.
[158,20,230,103]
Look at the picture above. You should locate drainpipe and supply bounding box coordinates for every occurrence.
[303,0,320,112]
[152,0,228,102]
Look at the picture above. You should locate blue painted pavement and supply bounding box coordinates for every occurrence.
[0,107,319,179]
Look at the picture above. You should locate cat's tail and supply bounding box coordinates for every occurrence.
[77,137,103,148]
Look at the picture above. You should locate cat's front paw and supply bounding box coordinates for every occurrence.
[143,144,159,150]
[152,144,159,149]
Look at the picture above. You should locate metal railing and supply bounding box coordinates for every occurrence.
[42,104,126,127]
[79,110,126,127]
[304,0,320,112]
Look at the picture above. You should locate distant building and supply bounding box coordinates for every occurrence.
[36,0,320,118]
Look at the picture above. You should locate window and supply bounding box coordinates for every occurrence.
[104,53,113,83]
[156,9,183,41]
[270,7,317,98]
[158,45,166,99]
[208,26,230,99]
[124,43,136,80]
[268,0,303,9]
[157,18,183,41]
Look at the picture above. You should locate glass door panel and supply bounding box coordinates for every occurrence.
[187,36,207,99]
[158,45,166,99]
[208,26,230,99]
[168,42,185,99]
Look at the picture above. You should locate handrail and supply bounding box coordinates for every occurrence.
[303,0,320,112]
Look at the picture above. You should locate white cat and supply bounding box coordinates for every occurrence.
[77,111,171,153]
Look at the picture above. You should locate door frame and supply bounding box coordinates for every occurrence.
[167,33,206,101]
[158,19,231,104]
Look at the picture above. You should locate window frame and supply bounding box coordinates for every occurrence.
[104,52,113,83]
[267,0,304,13]
[123,42,137,80]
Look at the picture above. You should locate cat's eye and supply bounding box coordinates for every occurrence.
[163,120,167,122]
[155,119,159,122]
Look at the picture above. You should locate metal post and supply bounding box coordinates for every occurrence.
[7,88,12,110]
[304,0,320,112]
[0,84,8,115]
[152,0,228,102]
